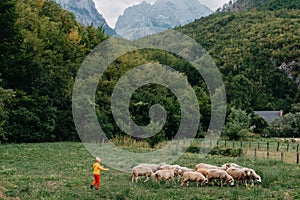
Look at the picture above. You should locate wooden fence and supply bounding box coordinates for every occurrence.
[214,140,300,164]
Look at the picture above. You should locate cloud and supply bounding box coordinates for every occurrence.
[94,0,229,28]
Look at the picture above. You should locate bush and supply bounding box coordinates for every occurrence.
[208,147,243,157]
[186,146,243,157]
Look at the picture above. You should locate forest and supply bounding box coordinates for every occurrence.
[0,0,299,144]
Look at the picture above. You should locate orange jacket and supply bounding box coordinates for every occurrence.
[93,162,108,175]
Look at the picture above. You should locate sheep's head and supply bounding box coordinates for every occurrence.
[249,169,261,183]
[227,176,235,186]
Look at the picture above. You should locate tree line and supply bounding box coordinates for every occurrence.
[0,0,299,144]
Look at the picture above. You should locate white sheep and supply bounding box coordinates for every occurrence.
[153,169,176,184]
[181,171,208,187]
[246,168,261,185]
[195,163,223,171]
[137,162,166,172]
[221,163,243,170]
[226,167,250,186]
[196,168,209,177]
[176,166,194,177]
[131,166,153,183]
[206,169,235,187]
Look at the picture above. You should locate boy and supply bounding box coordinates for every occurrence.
[90,157,109,190]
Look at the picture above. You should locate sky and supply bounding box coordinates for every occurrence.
[94,0,230,28]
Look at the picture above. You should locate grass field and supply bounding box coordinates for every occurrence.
[1,142,300,200]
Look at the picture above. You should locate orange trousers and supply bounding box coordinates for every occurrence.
[91,174,101,189]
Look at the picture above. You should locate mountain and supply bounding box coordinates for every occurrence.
[52,0,115,35]
[222,0,300,12]
[115,0,213,40]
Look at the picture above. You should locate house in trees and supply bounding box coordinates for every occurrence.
[254,110,283,129]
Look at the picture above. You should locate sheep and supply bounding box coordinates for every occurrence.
[221,163,243,170]
[159,164,181,171]
[176,166,194,177]
[131,166,154,183]
[225,165,261,186]
[195,163,223,171]
[137,162,166,172]
[226,167,250,186]
[206,169,235,187]
[196,168,209,177]
[278,138,285,143]
[246,168,261,186]
[180,171,208,187]
[153,169,176,184]
[292,138,300,143]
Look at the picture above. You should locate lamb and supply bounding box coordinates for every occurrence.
[206,169,235,187]
[195,163,223,171]
[153,169,176,184]
[131,166,154,183]
[180,171,208,187]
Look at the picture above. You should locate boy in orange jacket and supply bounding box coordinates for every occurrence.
[90,157,109,190]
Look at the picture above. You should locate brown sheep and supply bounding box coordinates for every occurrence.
[181,171,208,187]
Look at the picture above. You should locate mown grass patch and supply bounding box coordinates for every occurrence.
[1,142,300,199]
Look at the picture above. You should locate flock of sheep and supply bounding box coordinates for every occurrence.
[279,138,300,143]
[131,162,261,187]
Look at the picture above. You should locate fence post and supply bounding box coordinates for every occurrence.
[267,142,270,159]
[297,153,299,164]
[254,148,257,159]
[281,151,284,161]
[297,144,299,153]
[287,143,289,152]
[240,141,243,148]
[277,141,280,152]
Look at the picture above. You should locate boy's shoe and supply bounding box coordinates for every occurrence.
[90,185,93,189]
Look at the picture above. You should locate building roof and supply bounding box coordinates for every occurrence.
[254,111,282,123]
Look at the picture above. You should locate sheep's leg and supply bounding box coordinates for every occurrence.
[171,177,176,184]
[144,176,149,182]
[244,180,248,187]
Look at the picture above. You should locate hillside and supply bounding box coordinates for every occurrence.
[222,0,300,12]
[176,9,300,111]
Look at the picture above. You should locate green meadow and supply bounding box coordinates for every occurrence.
[1,142,300,200]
